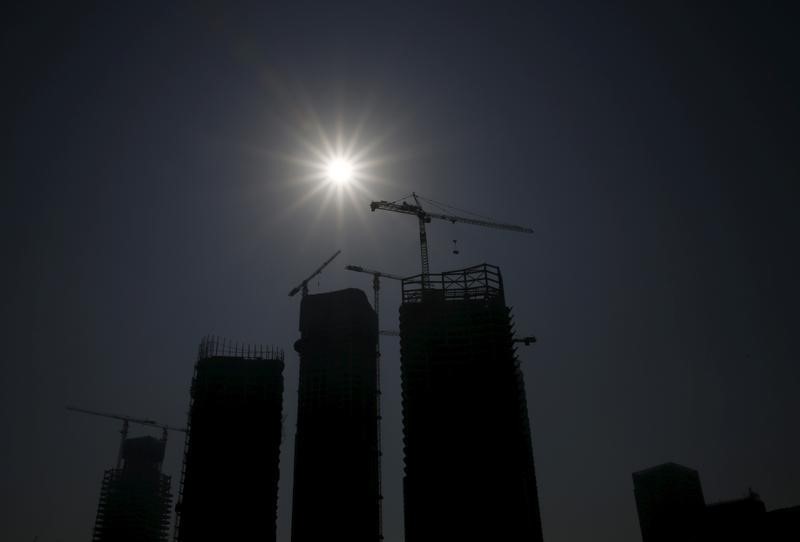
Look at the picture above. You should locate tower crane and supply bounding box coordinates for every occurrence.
[289,249,341,297]
[344,265,405,342]
[370,193,533,285]
[66,406,186,469]
[344,263,405,534]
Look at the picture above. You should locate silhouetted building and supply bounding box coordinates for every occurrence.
[291,288,381,542]
[399,264,544,542]
[702,493,800,542]
[632,463,800,541]
[633,462,706,542]
[767,505,800,541]
[93,436,172,542]
[174,337,284,542]
[703,490,766,541]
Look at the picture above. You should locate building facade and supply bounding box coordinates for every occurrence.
[291,288,381,542]
[174,336,284,542]
[399,264,544,542]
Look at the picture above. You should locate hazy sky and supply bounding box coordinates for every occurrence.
[3,2,798,541]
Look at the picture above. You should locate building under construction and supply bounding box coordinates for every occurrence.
[399,264,543,542]
[291,288,381,542]
[174,336,284,542]
[92,436,172,542]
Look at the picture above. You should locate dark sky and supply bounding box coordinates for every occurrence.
[3,2,799,541]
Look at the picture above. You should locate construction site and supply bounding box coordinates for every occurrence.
[65,185,800,542]
[282,193,542,542]
[71,191,544,542]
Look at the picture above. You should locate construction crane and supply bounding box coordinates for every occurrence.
[370,192,533,284]
[289,249,341,298]
[344,263,405,536]
[66,406,186,469]
[344,265,405,338]
[513,336,537,346]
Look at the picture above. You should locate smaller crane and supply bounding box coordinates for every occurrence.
[344,265,405,336]
[66,406,186,469]
[344,263,405,529]
[289,249,342,298]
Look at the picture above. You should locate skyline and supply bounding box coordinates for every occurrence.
[3,2,799,542]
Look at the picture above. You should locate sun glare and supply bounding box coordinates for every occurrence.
[326,157,354,184]
[273,110,399,238]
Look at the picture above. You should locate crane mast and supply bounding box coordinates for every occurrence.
[344,264,404,536]
[411,193,431,283]
[370,192,533,285]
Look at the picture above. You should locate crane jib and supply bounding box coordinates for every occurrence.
[370,196,533,277]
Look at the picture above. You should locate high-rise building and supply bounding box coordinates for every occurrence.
[291,288,381,542]
[93,436,172,542]
[632,462,706,542]
[174,337,284,542]
[399,264,544,542]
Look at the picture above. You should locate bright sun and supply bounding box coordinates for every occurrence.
[278,117,391,226]
[326,157,354,184]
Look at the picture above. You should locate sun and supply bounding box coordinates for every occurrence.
[326,157,354,185]
[272,109,401,238]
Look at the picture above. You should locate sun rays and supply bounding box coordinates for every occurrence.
[266,103,405,248]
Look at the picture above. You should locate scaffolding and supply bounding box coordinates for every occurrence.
[401,263,504,304]
[196,334,283,361]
